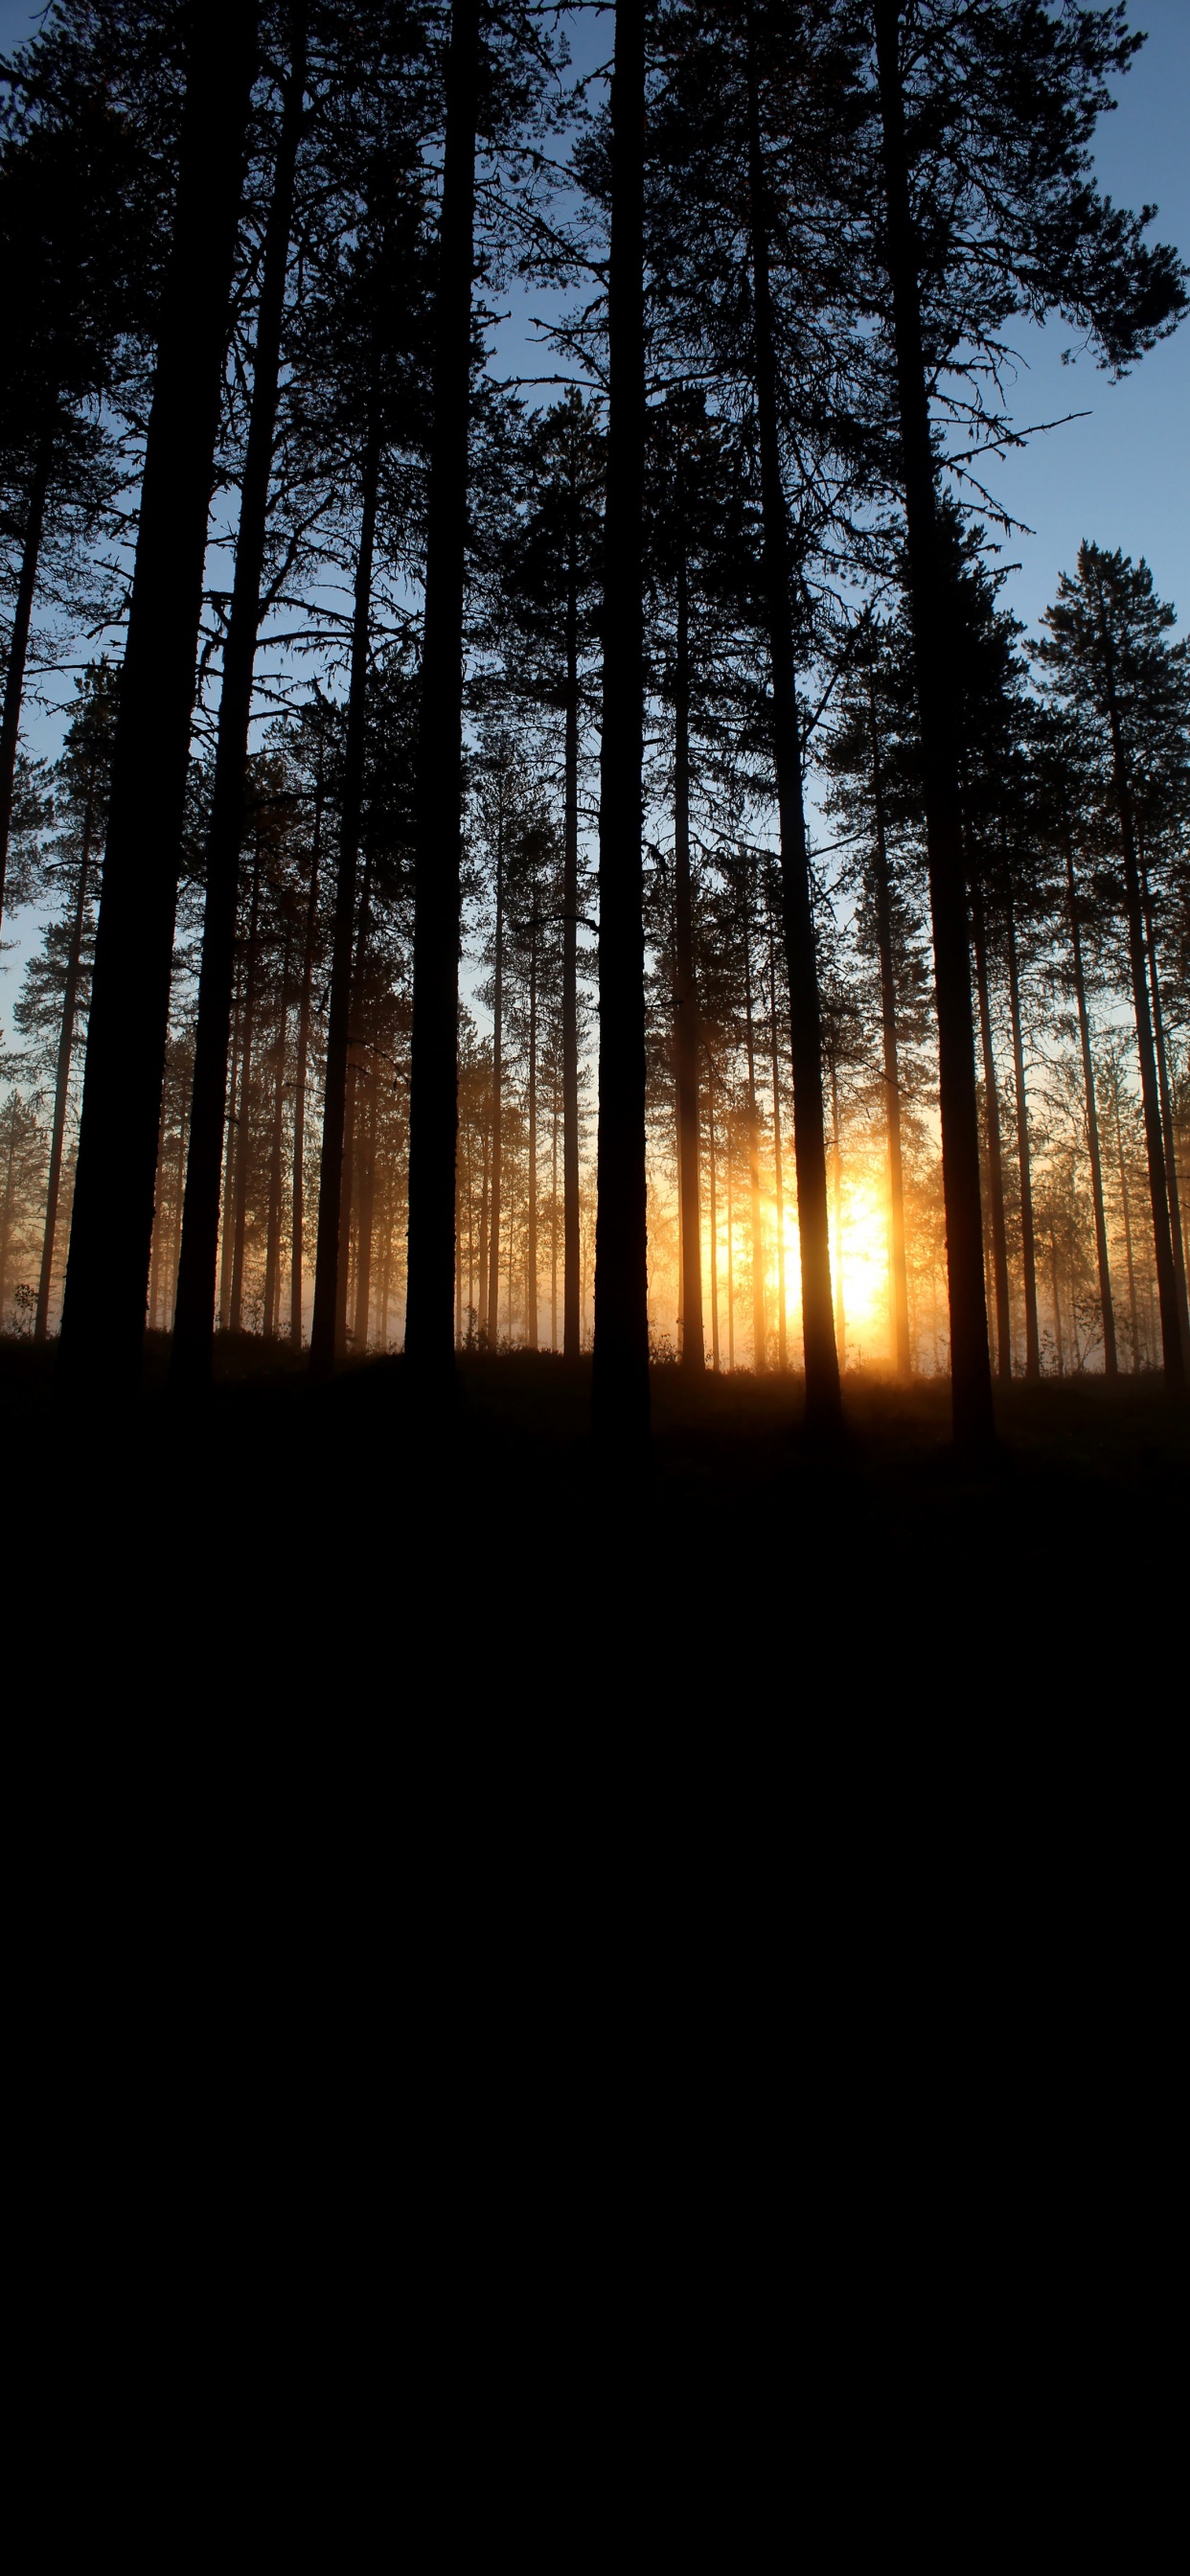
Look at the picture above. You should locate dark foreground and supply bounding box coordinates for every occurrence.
[5,1336,1186,1720]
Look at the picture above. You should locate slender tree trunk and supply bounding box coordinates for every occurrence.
[830,1056,846,1369]
[1113,1089,1141,1370]
[562,544,582,1357]
[487,800,504,1343]
[1091,573,1183,1385]
[405,0,481,1377]
[171,12,306,1387]
[527,900,538,1346]
[229,851,263,1332]
[592,0,650,1446]
[337,846,373,1358]
[354,1070,377,1353]
[1140,864,1190,1360]
[309,421,380,1377]
[60,8,258,1391]
[0,437,53,930]
[674,541,704,1372]
[1064,836,1117,1377]
[745,21,838,1428]
[289,773,322,1348]
[726,1112,736,1370]
[1005,893,1040,1380]
[218,984,241,1333]
[478,1120,490,1342]
[0,1116,20,1316]
[1050,1235,1064,1375]
[867,674,910,1373]
[34,792,95,1342]
[743,891,765,1368]
[971,876,1012,1380]
[708,1060,721,1370]
[169,1060,190,1322]
[263,934,290,1340]
[551,1080,559,1349]
[873,0,993,1450]
[148,1080,170,1333]
[768,914,788,1368]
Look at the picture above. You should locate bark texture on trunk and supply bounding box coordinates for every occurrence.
[867,678,910,1374]
[0,438,52,930]
[1005,895,1040,1379]
[289,774,322,1348]
[1140,867,1190,1362]
[745,23,839,1427]
[172,11,306,1387]
[404,0,481,1377]
[592,0,651,1448]
[35,789,96,1342]
[874,0,993,1449]
[674,546,704,1372]
[59,7,258,1390]
[971,877,1011,1381]
[1095,625,1184,1383]
[1064,838,1117,1377]
[309,424,379,1377]
[562,548,582,1357]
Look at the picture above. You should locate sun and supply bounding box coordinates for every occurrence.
[832,1177,889,1358]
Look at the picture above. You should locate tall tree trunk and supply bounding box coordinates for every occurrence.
[867,672,910,1374]
[405,0,481,1377]
[486,797,505,1344]
[218,982,241,1333]
[592,0,650,1446]
[522,901,536,1349]
[707,1060,721,1370]
[478,1120,490,1342]
[743,888,765,1368]
[1140,863,1190,1360]
[873,0,993,1450]
[726,1109,736,1370]
[830,1055,846,1369]
[1005,892,1040,1380]
[309,420,380,1377]
[148,1079,170,1332]
[562,537,582,1357]
[551,1079,560,1348]
[338,846,373,1358]
[1050,1234,1064,1375]
[745,21,838,1428]
[1113,1089,1142,1370]
[674,541,704,1373]
[263,932,290,1340]
[0,436,53,930]
[1090,568,1184,1385]
[289,771,322,1348]
[34,784,96,1342]
[59,7,258,1391]
[171,11,306,1388]
[971,876,1012,1380]
[229,850,263,1332]
[170,1059,191,1329]
[768,913,788,1368]
[0,1114,20,1316]
[1064,836,1117,1377]
[353,1069,377,1354]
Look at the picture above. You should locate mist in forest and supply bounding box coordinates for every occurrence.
[1,2,1186,1660]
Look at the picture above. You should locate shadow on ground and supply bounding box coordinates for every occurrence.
[5,1335,1185,1718]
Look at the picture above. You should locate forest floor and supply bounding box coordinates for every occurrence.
[3,1334,1186,1721]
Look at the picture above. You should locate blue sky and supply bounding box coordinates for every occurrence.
[2,0,1186,714]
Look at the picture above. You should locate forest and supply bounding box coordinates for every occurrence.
[1,0,1187,1655]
